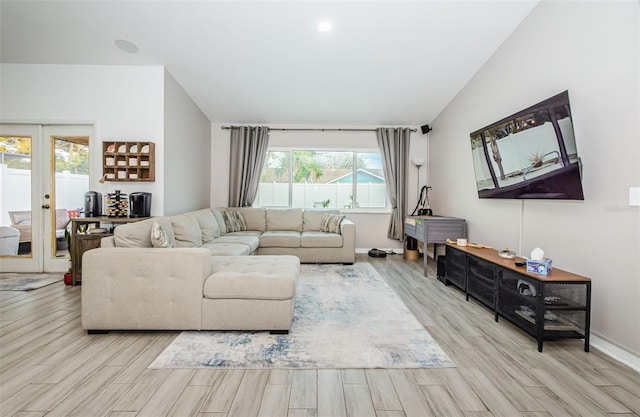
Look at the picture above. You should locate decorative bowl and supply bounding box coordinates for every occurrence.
[498,250,516,259]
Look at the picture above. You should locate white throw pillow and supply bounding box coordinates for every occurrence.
[150,221,175,248]
[193,209,220,242]
[171,213,203,247]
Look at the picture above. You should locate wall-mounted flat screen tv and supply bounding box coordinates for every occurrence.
[469,91,584,200]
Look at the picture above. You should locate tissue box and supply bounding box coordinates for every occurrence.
[526,258,552,275]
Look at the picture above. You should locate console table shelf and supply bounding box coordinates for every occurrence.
[444,243,591,352]
[404,215,466,277]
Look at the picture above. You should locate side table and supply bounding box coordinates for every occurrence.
[70,216,150,285]
[404,215,466,277]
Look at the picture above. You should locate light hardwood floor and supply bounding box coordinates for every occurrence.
[1,254,638,417]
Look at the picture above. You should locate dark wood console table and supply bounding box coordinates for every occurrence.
[445,243,591,352]
[70,216,149,285]
[404,215,466,277]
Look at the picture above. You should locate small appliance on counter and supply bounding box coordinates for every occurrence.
[84,191,103,217]
[129,192,152,218]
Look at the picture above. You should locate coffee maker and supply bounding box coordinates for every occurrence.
[84,191,103,217]
[129,192,152,218]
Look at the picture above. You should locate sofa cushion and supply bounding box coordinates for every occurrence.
[236,207,267,232]
[303,209,340,231]
[114,217,174,248]
[193,209,220,242]
[260,231,301,248]
[301,231,343,248]
[320,213,346,234]
[222,210,247,232]
[171,213,203,248]
[200,242,252,256]
[150,222,175,248]
[266,208,303,232]
[215,235,260,252]
[210,208,227,236]
[204,255,299,300]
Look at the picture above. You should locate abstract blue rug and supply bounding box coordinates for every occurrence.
[149,262,454,369]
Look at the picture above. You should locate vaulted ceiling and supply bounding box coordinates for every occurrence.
[1,0,538,125]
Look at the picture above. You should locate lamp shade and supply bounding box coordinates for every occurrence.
[412,157,426,168]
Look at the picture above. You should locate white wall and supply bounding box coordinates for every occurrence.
[211,124,429,250]
[430,1,640,354]
[0,64,165,215]
[163,70,212,215]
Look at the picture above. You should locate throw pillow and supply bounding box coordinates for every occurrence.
[150,221,175,248]
[222,210,247,233]
[320,213,345,234]
[171,213,203,247]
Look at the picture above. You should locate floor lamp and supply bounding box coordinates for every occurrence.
[412,157,432,216]
[412,157,425,191]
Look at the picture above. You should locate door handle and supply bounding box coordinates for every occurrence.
[42,204,50,209]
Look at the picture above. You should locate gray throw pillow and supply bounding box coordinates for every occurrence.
[222,210,247,233]
[320,214,345,234]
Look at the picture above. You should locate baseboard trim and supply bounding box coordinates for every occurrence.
[590,334,640,372]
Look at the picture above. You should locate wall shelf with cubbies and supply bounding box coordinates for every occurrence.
[102,141,155,182]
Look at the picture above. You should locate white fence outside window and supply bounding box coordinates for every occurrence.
[257,182,387,209]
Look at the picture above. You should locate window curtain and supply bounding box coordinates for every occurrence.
[376,127,411,241]
[228,126,270,207]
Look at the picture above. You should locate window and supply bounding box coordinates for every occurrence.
[258,149,387,210]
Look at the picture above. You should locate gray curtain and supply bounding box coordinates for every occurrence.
[228,126,270,207]
[376,127,411,241]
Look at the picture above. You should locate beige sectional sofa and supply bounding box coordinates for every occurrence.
[82,249,300,333]
[81,207,354,333]
[101,207,355,264]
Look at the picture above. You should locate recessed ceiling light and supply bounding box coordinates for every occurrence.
[115,39,139,54]
[318,21,332,32]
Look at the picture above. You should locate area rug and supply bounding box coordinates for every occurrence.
[149,262,454,369]
[0,273,63,291]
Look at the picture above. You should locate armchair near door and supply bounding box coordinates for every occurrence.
[8,209,71,249]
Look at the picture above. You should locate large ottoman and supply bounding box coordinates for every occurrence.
[202,255,300,333]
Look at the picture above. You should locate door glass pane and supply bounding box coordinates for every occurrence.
[52,137,89,258]
[0,136,32,257]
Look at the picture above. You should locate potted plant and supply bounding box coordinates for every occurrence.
[527,151,545,168]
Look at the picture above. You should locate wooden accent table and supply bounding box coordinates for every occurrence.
[70,216,150,285]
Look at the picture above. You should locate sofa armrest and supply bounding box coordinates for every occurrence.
[101,236,116,247]
[81,247,211,330]
[340,219,356,263]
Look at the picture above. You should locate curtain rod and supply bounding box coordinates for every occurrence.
[221,126,417,133]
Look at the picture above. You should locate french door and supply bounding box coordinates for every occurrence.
[0,124,92,273]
